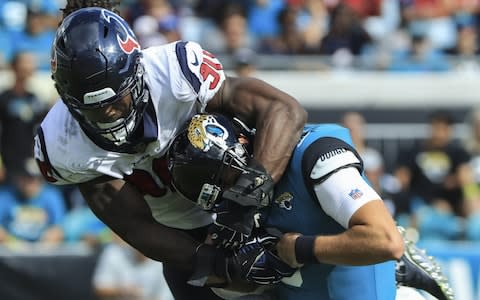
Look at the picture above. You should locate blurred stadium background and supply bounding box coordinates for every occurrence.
[1,0,480,299]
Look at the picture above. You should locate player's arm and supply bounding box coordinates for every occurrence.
[276,138,404,267]
[277,169,404,267]
[204,76,307,247]
[79,178,282,287]
[206,76,307,182]
[178,42,306,247]
[177,41,304,190]
[79,177,200,272]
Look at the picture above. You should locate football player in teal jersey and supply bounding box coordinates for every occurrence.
[168,113,454,300]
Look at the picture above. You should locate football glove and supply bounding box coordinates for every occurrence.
[209,200,259,249]
[241,227,297,285]
[188,229,297,287]
[222,159,274,208]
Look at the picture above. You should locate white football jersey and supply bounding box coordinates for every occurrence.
[34,41,226,229]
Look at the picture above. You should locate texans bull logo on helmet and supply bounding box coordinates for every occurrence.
[101,9,140,54]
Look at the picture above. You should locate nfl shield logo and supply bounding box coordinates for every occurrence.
[348,188,363,200]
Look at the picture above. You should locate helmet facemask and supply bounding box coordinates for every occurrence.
[195,142,248,210]
[64,59,149,146]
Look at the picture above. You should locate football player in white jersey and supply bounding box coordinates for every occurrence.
[34,1,307,299]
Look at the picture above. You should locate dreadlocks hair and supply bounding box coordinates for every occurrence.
[61,0,120,19]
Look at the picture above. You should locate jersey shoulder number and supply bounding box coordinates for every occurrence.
[174,41,225,103]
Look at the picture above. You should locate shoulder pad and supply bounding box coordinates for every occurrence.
[302,137,363,184]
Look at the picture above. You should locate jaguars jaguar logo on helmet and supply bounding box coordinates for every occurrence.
[187,114,229,152]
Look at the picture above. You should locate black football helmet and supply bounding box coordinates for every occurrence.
[168,114,254,210]
[51,8,148,149]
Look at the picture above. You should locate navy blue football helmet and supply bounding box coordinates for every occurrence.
[51,7,148,149]
[168,114,254,210]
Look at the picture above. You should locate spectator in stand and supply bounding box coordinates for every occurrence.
[247,0,285,40]
[341,112,382,171]
[359,0,403,70]
[0,0,59,33]
[233,47,257,77]
[132,15,169,48]
[0,51,48,180]
[126,0,172,25]
[193,0,252,22]
[319,3,372,56]
[0,0,28,32]
[93,233,174,300]
[361,147,401,216]
[394,110,474,241]
[399,0,457,50]
[341,111,401,216]
[446,22,480,74]
[0,157,66,244]
[388,33,451,72]
[202,3,257,55]
[295,0,329,53]
[259,5,307,54]
[10,6,57,71]
[157,14,181,43]
[128,0,181,48]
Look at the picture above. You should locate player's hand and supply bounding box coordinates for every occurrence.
[231,229,298,285]
[222,159,274,208]
[276,232,304,268]
[209,200,258,249]
[188,242,265,288]
[188,230,297,288]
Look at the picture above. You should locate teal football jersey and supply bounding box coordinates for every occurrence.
[264,124,396,300]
